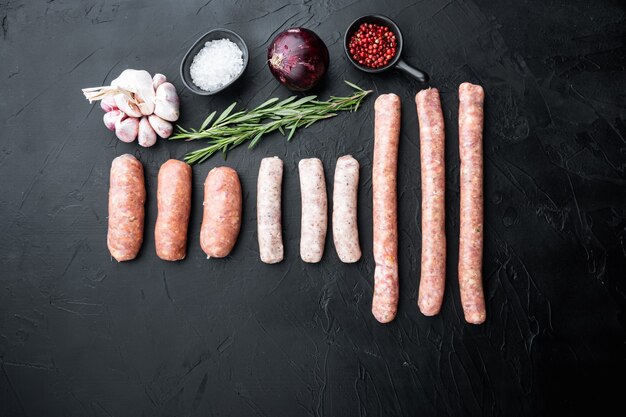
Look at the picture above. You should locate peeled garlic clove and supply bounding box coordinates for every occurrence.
[153,82,180,122]
[114,94,142,118]
[152,73,167,91]
[138,117,157,147]
[115,117,139,143]
[148,114,173,139]
[100,95,118,112]
[103,110,126,131]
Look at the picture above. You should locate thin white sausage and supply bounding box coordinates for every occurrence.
[257,157,284,264]
[299,158,327,263]
[332,155,361,263]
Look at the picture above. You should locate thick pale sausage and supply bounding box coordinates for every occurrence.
[416,88,446,316]
[155,159,192,261]
[372,94,401,323]
[257,157,284,264]
[458,82,486,324]
[107,154,145,261]
[332,155,361,263]
[200,167,242,258]
[299,158,327,263]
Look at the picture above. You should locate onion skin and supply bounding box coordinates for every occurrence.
[267,28,329,91]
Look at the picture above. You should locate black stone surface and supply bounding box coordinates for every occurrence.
[1,1,625,416]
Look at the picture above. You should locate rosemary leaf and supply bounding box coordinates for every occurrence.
[255,97,280,109]
[214,102,237,125]
[199,111,216,131]
[288,95,317,108]
[287,124,297,141]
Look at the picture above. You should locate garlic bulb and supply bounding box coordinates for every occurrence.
[82,69,179,146]
[110,69,155,116]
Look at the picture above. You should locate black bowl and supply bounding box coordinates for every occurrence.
[344,14,404,73]
[180,29,249,96]
[344,14,428,82]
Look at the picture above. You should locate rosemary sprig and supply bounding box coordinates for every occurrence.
[170,81,372,165]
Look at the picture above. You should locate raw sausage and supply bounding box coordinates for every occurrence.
[107,154,145,262]
[416,88,446,316]
[200,167,242,258]
[299,158,327,263]
[332,155,361,263]
[372,94,401,323]
[257,157,284,264]
[458,82,486,324]
[155,159,192,261]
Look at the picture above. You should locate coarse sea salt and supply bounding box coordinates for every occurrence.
[190,39,244,92]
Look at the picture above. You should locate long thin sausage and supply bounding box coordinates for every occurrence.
[200,167,242,258]
[299,158,327,263]
[416,88,446,316]
[458,82,486,324]
[155,159,192,261]
[332,155,361,263]
[257,157,284,264]
[372,94,401,323]
[107,154,145,262]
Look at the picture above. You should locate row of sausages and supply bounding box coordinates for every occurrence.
[257,156,361,264]
[106,154,362,263]
[107,82,485,325]
[371,83,486,325]
[107,157,233,262]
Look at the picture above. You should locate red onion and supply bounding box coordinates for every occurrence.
[268,28,329,91]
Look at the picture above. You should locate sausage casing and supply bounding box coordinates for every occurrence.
[107,154,145,262]
[299,158,327,263]
[416,88,446,316]
[155,159,192,261]
[372,94,401,323]
[332,155,361,263]
[458,82,486,324]
[257,157,284,264]
[200,167,242,258]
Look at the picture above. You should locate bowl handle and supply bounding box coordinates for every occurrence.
[395,58,429,83]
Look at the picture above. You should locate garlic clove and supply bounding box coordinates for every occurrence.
[152,73,167,91]
[115,117,139,143]
[101,95,118,112]
[103,110,126,131]
[138,117,157,147]
[154,82,180,122]
[148,114,173,139]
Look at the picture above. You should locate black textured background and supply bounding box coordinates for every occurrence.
[1,1,625,416]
